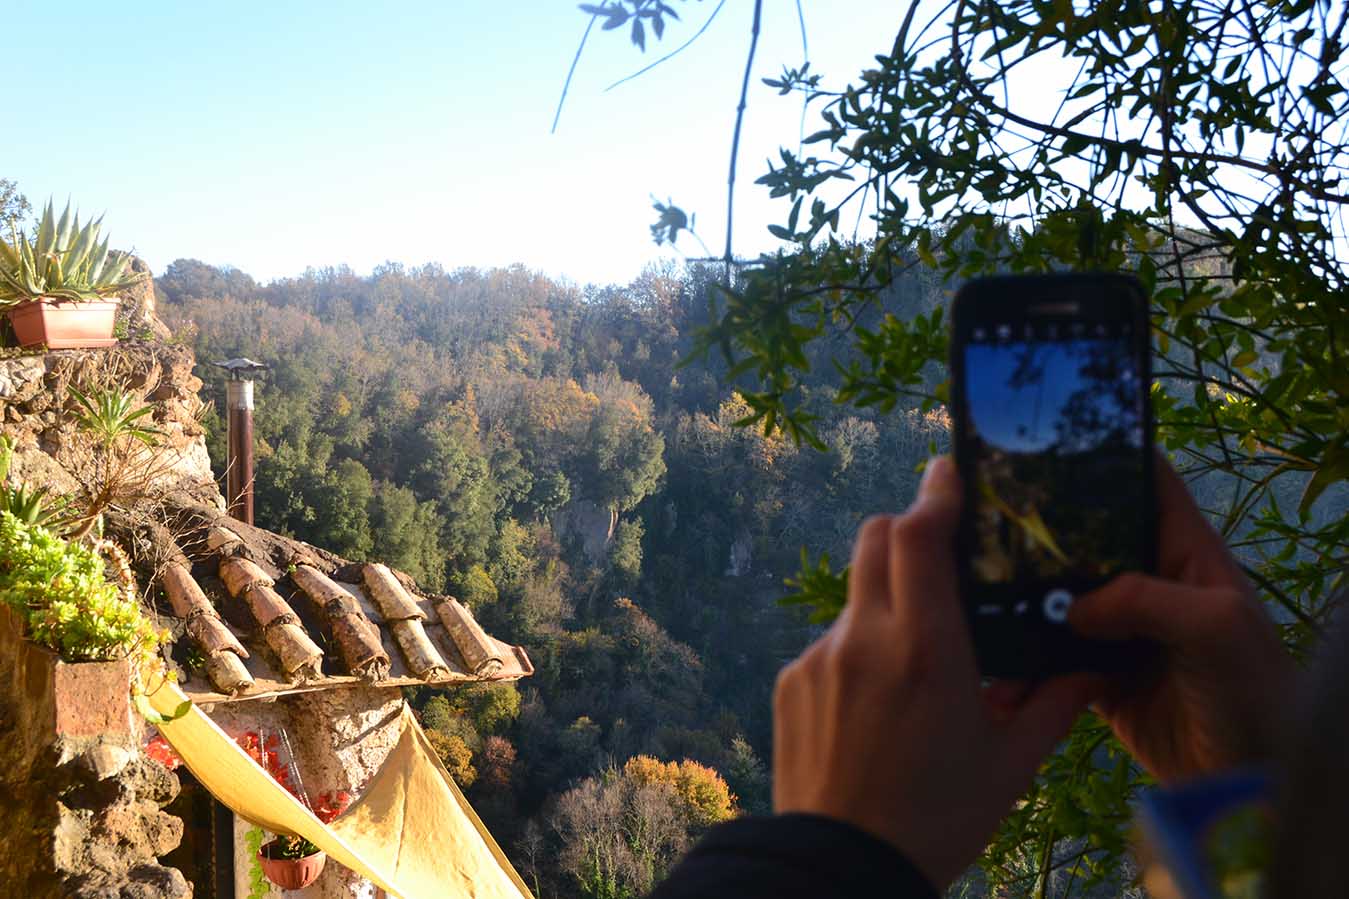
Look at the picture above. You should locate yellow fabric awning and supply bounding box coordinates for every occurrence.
[147,682,532,899]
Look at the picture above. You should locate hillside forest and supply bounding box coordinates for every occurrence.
[156,257,951,898]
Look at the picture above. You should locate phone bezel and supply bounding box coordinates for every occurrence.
[949,272,1156,677]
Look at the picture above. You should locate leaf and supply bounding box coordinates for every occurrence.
[1299,443,1349,519]
[630,17,645,51]
[134,692,192,724]
[1061,133,1090,156]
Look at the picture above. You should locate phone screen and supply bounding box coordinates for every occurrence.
[963,318,1148,617]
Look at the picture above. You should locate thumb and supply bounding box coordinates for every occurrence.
[1068,573,1233,646]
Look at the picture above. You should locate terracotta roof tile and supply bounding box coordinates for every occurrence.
[146,511,533,702]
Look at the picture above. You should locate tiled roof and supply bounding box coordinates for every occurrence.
[140,508,532,702]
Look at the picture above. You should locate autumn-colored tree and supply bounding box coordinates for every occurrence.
[427,730,477,788]
[622,755,737,828]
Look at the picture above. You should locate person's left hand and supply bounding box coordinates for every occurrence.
[772,456,1100,890]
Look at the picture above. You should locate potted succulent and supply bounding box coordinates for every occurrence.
[257,834,327,890]
[0,200,139,348]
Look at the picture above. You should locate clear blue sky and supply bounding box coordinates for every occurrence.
[7,1,910,286]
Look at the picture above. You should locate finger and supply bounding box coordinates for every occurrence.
[1154,452,1247,587]
[1068,572,1241,646]
[847,515,895,613]
[887,456,970,665]
[916,454,962,508]
[888,458,961,613]
[999,674,1103,773]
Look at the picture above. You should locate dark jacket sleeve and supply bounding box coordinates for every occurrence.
[648,813,939,899]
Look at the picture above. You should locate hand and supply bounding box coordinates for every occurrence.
[1068,454,1297,784]
[772,457,1098,891]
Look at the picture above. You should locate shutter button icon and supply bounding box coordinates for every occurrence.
[1042,589,1074,623]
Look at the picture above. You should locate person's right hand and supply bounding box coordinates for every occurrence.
[1068,455,1297,784]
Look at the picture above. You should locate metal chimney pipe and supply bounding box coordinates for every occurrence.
[213,358,269,526]
[225,379,255,524]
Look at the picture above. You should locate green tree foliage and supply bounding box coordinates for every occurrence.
[158,252,1041,894]
[463,682,523,736]
[0,178,31,231]
[369,481,446,589]
[455,564,500,609]
[607,519,644,586]
[629,0,1349,893]
[254,430,375,560]
[420,695,456,734]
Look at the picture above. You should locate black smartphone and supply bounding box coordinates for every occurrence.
[950,273,1156,677]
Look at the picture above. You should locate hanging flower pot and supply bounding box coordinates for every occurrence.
[257,837,327,890]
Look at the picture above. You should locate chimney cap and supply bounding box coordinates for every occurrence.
[213,358,269,380]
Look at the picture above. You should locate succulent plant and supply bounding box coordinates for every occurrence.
[0,200,139,304]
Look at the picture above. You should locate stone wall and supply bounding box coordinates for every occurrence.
[1,339,221,510]
[0,291,212,896]
[0,607,189,898]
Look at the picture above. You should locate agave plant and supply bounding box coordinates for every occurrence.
[0,437,74,532]
[0,200,139,305]
[69,386,161,450]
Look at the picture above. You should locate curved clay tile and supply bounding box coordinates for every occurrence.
[236,583,296,631]
[204,650,253,695]
[434,597,504,677]
[217,557,323,680]
[291,565,391,681]
[160,562,254,695]
[361,563,427,621]
[268,622,325,677]
[361,563,447,679]
[206,526,244,554]
[217,557,273,596]
[388,620,449,680]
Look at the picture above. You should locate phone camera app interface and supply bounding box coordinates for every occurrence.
[964,320,1146,593]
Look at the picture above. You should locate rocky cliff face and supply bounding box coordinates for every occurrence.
[0,269,215,899]
[1,341,221,511]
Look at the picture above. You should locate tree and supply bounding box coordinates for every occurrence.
[596,0,1346,893]
[463,681,523,736]
[608,519,644,586]
[723,736,769,817]
[421,694,456,734]
[549,767,690,899]
[621,755,737,829]
[369,481,446,589]
[427,730,477,788]
[0,178,30,231]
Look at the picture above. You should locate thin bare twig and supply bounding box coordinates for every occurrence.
[725,0,764,282]
[605,0,730,92]
[551,12,601,134]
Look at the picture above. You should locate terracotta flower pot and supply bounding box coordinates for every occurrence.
[8,297,119,349]
[258,842,327,890]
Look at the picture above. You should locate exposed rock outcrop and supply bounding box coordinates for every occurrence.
[1,341,220,510]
